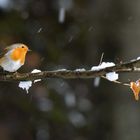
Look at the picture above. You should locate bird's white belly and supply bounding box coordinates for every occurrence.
[0,59,23,72]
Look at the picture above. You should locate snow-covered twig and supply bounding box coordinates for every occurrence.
[101,76,130,86]
[0,58,140,82]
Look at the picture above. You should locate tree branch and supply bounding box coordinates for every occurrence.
[0,58,140,82]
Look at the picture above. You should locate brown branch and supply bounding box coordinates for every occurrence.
[0,58,140,82]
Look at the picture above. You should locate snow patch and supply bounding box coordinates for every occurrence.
[18,69,41,93]
[19,81,32,93]
[137,57,140,60]
[32,69,41,83]
[56,69,67,71]
[91,62,115,71]
[75,68,86,72]
[91,62,119,82]
[106,72,118,81]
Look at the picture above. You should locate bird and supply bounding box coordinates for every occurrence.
[0,43,29,72]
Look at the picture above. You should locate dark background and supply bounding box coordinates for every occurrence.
[0,0,139,140]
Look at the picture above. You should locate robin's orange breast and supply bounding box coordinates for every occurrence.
[10,47,28,64]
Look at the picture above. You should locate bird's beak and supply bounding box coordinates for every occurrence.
[28,49,32,52]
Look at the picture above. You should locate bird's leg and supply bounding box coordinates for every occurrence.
[13,71,19,76]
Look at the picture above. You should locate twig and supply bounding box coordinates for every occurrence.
[99,53,104,65]
[0,58,140,82]
[101,76,130,86]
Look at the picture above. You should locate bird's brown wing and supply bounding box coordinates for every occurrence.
[0,46,10,59]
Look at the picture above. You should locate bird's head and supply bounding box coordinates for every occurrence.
[8,43,30,64]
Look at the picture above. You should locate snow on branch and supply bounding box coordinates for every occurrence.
[0,58,140,82]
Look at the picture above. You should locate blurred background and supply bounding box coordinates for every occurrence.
[0,0,140,140]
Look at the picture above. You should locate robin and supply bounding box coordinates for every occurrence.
[0,43,29,72]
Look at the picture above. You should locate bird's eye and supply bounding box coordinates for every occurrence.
[21,46,24,48]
